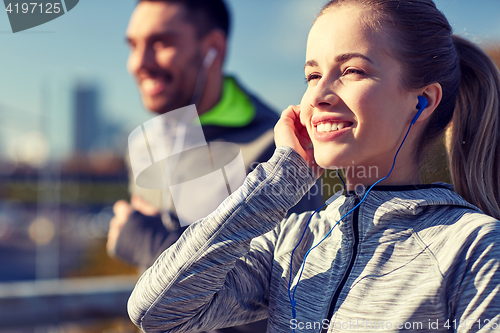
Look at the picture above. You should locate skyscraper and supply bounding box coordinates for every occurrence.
[73,83,100,154]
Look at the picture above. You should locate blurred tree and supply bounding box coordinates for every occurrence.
[485,44,500,69]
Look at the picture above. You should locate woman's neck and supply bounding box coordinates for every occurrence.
[342,162,422,192]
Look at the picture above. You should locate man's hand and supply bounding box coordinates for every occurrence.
[107,195,161,255]
[131,194,160,216]
[274,105,323,178]
[107,200,133,255]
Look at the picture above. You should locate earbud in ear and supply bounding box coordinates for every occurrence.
[202,47,218,69]
[411,96,429,124]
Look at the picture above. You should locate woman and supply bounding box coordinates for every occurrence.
[128,1,500,332]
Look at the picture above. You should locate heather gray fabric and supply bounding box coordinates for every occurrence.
[128,146,500,333]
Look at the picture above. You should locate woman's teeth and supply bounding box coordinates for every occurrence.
[316,122,348,132]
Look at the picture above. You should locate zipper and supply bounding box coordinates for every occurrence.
[320,196,360,333]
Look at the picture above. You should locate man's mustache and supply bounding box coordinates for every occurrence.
[137,70,174,83]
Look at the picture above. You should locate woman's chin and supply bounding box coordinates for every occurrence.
[313,148,350,170]
[315,157,341,170]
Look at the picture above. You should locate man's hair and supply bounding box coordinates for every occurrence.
[138,0,230,38]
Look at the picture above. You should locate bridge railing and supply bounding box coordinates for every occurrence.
[0,275,137,328]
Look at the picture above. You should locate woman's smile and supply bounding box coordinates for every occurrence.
[311,114,354,142]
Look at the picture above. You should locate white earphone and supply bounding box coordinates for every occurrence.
[190,47,218,106]
[202,47,218,69]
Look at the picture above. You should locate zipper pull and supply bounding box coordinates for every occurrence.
[354,184,366,198]
[325,190,344,205]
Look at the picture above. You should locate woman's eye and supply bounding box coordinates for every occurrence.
[342,68,366,76]
[305,73,321,83]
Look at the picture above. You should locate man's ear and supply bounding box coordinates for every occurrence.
[414,82,443,123]
[201,29,227,70]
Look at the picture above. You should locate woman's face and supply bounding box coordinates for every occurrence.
[300,5,419,174]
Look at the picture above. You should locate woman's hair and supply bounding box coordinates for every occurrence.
[319,0,500,219]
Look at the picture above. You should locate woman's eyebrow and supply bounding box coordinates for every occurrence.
[304,60,318,71]
[335,53,374,64]
[304,53,374,70]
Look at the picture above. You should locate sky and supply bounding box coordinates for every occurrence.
[0,0,499,159]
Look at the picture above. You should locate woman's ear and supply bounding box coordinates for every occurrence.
[414,82,443,123]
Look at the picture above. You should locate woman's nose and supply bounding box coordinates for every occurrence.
[308,82,340,110]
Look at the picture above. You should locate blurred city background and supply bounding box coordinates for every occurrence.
[0,0,499,332]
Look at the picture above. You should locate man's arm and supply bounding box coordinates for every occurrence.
[114,211,187,269]
[107,195,185,269]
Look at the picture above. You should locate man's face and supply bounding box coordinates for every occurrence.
[126,1,204,114]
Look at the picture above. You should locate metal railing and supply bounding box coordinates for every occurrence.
[0,275,137,328]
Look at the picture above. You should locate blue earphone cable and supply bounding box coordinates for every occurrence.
[288,120,417,329]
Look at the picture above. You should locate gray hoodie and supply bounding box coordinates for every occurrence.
[128,147,500,332]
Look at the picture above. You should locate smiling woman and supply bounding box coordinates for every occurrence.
[299,4,425,185]
[127,1,500,332]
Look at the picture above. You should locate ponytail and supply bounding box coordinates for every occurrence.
[447,35,500,219]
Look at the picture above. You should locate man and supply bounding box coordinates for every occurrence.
[107,0,322,331]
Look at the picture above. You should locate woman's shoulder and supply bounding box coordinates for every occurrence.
[409,183,499,229]
[411,187,499,268]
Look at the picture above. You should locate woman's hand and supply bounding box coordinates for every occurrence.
[274,105,324,178]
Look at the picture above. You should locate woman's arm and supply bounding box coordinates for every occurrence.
[449,218,500,332]
[127,146,317,332]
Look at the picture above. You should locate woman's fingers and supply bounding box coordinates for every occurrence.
[274,105,323,178]
[275,105,305,153]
